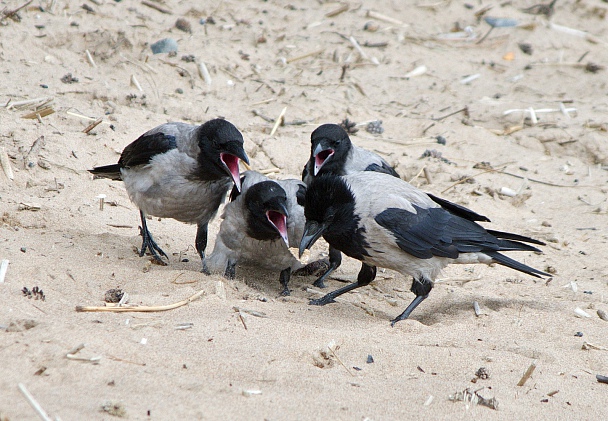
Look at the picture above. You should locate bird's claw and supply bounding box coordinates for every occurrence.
[309,296,335,306]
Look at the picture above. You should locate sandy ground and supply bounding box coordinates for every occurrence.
[1,0,608,419]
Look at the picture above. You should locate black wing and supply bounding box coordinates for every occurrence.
[118,132,177,168]
[364,162,399,178]
[375,206,548,277]
[426,193,490,222]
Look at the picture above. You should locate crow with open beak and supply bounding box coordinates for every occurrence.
[207,170,309,296]
[89,118,249,272]
[299,172,550,325]
[301,123,490,289]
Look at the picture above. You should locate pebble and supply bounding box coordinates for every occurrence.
[484,17,519,27]
[598,309,608,322]
[366,120,384,134]
[150,38,178,54]
[366,354,374,364]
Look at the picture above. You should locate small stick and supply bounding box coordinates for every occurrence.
[96,194,106,210]
[432,106,468,121]
[75,290,205,312]
[473,301,482,317]
[141,0,171,14]
[5,97,51,110]
[21,107,55,119]
[83,118,103,134]
[269,107,287,136]
[597,374,608,384]
[237,311,248,330]
[0,148,14,180]
[85,49,97,68]
[18,383,53,421]
[349,36,368,59]
[241,161,252,171]
[197,62,212,85]
[327,342,355,377]
[423,167,432,184]
[517,360,537,386]
[130,74,143,92]
[66,343,85,356]
[250,98,276,106]
[325,3,349,17]
[25,136,45,170]
[286,49,324,64]
[0,259,9,283]
[1,0,33,21]
[366,10,404,25]
[260,167,280,174]
[66,111,97,121]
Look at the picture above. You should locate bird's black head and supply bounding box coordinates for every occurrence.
[299,174,360,257]
[309,124,353,177]
[196,118,250,191]
[245,181,289,245]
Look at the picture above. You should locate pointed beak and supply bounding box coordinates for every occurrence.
[267,203,289,246]
[312,142,334,176]
[298,220,327,258]
[220,142,250,192]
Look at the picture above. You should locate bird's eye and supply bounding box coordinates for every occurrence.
[334,139,341,146]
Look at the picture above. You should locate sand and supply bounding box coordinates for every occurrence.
[1,0,608,419]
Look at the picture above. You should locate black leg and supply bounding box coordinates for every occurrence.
[138,210,168,265]
[224,260,237,280]
[196,223,210,274]
[312,246,342,288]
[279,267,292,296]
[310,263,376,306]
[390,277,433,326]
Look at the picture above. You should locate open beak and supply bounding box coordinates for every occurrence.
[313,142,334,176]
[220,142,250,192]
[298,220,327,258]
[267,202,289,246]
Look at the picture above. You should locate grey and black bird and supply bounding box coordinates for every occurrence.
[207,170,309,296]
[301,123,490,288]
[299,172,549,325]
[89,118,249,272]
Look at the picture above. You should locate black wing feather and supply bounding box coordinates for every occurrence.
[119,132,177,168]
[426,193,490,222]
[365,162,400,178]
[296,184,307,207]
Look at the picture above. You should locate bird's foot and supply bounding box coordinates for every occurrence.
[280,287,291,297]
[138,226,169,265]
[309,295,336,306]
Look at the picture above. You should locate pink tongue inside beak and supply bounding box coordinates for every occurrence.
[267,211,288,246]
[314,149,334,175]
[221,153,241,191]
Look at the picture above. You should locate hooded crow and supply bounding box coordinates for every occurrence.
[301,123,490,288]
[207,170,308,295]
[89,118,249,272]
[299,172,549,325]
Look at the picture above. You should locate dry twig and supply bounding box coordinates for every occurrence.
[75,290,205,312]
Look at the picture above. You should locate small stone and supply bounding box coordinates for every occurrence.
[597,309,608,321]
[574,332,583,337]
[60,73,78,84]
[518,43,533,55]
[436,135,446,145]
[104,288,124,303]
[175,18,191,33]
[101,401,127,418]
[475,367,490,380]
[181,54,196,63]
[366,354,374,364]
[150,38,178,55]
[175,88,184,94]
[366,120,384,134]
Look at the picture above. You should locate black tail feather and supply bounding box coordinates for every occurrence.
[89,164,122,181]
[495,239,543,253]
[487,229,545,246]
[485,251,550,278]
